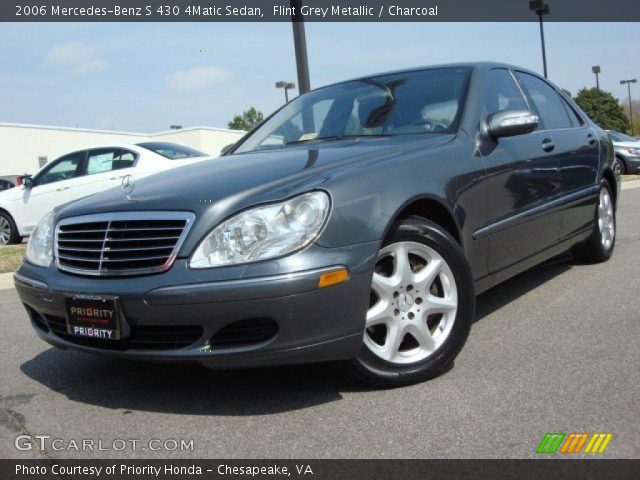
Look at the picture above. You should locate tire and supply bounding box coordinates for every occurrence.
[614,157,626,175]
[0,211,21,245]
[571,180,615,264]
[350,216,475,387]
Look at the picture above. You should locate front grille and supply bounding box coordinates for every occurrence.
[55,212,194,276]
[44,314,203,351]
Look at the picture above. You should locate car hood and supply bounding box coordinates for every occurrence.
[59,135,453,217]
[56,134,454,252]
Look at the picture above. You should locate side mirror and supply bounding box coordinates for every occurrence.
[220,143,235,156]
[22,175,34,188]
[486,109,539,139]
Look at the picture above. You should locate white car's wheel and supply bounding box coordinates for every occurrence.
[0,212,20,245]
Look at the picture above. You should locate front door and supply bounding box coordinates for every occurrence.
[18,151,85,232]
[479,68,562,273]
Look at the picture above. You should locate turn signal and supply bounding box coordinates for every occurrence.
[318,269,349,288]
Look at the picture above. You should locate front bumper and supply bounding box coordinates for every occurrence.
[15,242,378,368]
[621,155,640,174]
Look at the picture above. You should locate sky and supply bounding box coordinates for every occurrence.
[0,22,638,132]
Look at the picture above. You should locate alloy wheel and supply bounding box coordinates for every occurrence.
[0,217,11,245]
[365,241,458,365]
[598,188,615,251]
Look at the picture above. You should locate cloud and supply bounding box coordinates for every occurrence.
[72,59,106,76]
[44,42,107,77]
[166,66,231,92]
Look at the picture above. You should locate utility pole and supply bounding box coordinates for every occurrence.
[592,66,601,91]
[290,0,310,94]
[529,0,550,78]
[620,79,637,136]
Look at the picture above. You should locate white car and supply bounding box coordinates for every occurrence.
[0,142,211,245]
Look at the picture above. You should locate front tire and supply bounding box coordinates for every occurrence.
[571,180,615,263]
[350,216,475,387]
[614,157,626,175]
[0,211,21,245]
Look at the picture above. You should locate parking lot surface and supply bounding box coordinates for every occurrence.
[1,188,639,459]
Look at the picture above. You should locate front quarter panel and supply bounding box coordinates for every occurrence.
[316,135,488,279]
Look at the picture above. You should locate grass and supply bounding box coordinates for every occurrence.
[0,244,26,273]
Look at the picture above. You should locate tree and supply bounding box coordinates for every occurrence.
[227,107,264,131]
[574,88,629,132]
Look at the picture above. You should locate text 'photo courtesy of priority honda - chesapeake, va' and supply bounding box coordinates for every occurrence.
[0,1,638,479]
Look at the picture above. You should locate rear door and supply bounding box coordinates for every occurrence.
[479,68,562,273]
[72,148,137,199]
[17,151,85,232]
[514,71,600,240]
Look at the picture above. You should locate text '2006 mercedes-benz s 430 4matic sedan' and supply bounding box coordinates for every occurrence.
[15,63,619,387]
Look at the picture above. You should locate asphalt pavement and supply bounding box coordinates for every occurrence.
[1,187,638,460]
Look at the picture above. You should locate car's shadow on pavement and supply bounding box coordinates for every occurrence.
[20,253,575,416]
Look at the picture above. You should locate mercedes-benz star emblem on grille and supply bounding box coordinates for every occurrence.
[121,175,135,198]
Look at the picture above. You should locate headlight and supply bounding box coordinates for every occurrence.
[620,147,640,155]
[25,210,54,267]
[190,191,330,268]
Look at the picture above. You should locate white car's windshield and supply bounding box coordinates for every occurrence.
[234,67,471,154]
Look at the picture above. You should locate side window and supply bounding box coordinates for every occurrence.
[114,150,136,170]
[515,72,573,130]
[483,69,529,115]
[35,152,83,185]
[560,97,584,127]
[86,149,129,175]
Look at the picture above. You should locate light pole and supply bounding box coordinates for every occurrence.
[592,65,601,91]
[275,81,296,103]
[529,0,550,79]
[620,79,637,136]
[290,0,310,94]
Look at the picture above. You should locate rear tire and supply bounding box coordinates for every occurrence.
[0,211,21,245]
[571,180,615,264]
[350,216,475,388]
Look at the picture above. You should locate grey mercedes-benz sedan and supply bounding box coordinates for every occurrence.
[15,63,619,386]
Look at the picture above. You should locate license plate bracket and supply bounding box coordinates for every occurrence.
[64,294,121,341]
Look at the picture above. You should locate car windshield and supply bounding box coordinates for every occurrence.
[137,142,207,159]
[234,67,471,154]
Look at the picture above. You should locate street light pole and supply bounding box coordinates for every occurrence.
[529,0,550,79]
[275,81,296,103]
[620,79,637,136]
[290,0,310,94]
[592,65,601,91]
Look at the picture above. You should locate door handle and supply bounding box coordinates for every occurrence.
[587,134,597,145]
[542,138,555,152]
[110,175,125,180]
[56,186,70,191]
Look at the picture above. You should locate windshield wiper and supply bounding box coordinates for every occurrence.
[284,134,390,147]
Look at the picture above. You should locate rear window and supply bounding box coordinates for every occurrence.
[137,142,207,160]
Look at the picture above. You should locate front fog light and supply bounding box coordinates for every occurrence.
[190,191,331,268]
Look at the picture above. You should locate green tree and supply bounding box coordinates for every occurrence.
[574,88,629,132]
[227,107,264,131]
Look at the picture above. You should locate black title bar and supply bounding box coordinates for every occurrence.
[3,0,640,22]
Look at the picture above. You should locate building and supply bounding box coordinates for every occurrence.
[0,123,246,176]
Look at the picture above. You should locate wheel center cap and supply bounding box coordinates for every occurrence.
[397,293,414,312]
